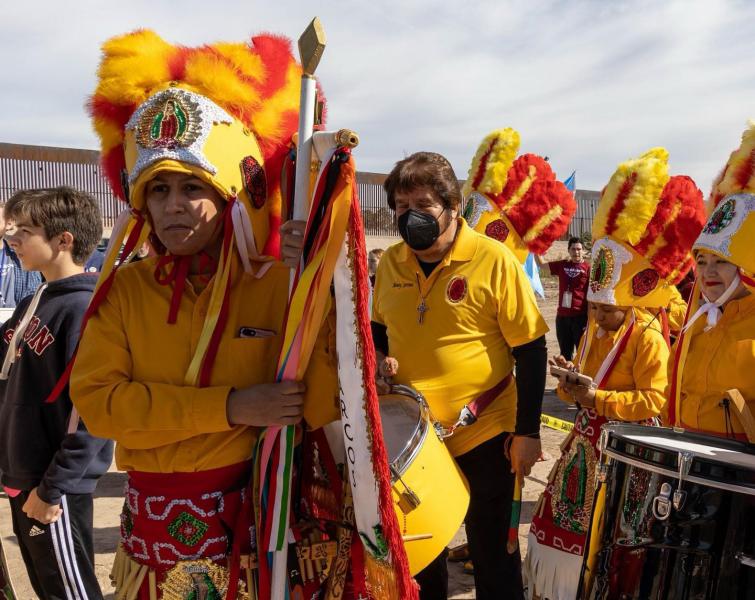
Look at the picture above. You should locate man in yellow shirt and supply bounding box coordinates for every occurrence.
[372,152,549,600]
[70,31,338,599]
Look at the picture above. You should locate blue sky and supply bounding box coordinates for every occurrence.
[2,0,754,191]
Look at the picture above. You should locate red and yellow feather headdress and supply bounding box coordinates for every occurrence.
[589,148,706,308]
[89,29,316,257]
[695,121,755,281]
[462,128,576,263]
[86,29,320,387]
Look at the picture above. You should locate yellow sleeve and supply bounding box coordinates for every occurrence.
[303,298,341,429]
[667,287,688,334]
[71,289,233,450]
[497,254,549,348]
[594,327,669,421]
[371,261,385,326]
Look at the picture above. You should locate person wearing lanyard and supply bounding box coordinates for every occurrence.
[537,237,590,360]
[371,151,548,600]
[0,206,43,310]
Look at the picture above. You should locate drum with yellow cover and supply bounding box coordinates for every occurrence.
[379,385,470,574]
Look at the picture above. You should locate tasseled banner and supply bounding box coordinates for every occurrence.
[347,183,418,600]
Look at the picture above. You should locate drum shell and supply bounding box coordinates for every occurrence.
[380,389,470,575]
[584,424,755,600]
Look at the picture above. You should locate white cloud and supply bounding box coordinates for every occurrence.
[1,0,753,193]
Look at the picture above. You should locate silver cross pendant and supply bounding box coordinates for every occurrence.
[417,299,428,324]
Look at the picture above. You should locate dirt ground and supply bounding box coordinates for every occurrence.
[0,240,573,600]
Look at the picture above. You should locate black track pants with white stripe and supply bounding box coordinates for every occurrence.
[9,491,103,600]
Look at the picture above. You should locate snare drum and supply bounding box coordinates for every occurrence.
[379,385,470,575]
[582,423,755,599]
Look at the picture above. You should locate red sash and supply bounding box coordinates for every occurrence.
[121,462,252,573]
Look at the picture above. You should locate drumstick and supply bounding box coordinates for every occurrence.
[507,474,523,554]
[402,533,433,542]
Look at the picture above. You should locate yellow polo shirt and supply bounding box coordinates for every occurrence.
[71,256,339,473]
[372,218,549,457]
[671,293,755,437]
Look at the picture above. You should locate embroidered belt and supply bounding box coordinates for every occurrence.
[121,461,253,572]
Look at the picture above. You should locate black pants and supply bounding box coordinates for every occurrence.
[9,491,103,600]
[555,314,588,361]
[415,433,523,600]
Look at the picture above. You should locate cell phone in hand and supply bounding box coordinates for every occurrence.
[549,365,594,388]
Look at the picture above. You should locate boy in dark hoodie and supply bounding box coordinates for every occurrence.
[0,186,113,600]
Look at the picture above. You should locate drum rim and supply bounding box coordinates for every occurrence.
[387,385,430,479]
[602,423,755,455]
[602,448,755,496]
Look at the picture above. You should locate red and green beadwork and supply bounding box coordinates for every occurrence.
[167,511,209,547]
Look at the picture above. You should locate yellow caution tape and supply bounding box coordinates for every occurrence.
[540,413,573,433]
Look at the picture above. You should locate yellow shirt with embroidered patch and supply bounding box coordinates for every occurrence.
[671,293,755,437]
[372,219,549,457]
[71,257,339,473]
[557,309,669,421]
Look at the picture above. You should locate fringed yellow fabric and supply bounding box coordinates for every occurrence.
[364,554,401,600]
[111,545,153,600]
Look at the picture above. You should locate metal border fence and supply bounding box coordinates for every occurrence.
[0,143,120,230]
[1,143,596,239]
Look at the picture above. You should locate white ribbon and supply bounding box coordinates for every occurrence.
[681,274,741,333]
[230,200,274,279]
[0,283,48,379]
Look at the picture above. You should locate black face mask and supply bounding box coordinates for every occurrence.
[397,208,445,251]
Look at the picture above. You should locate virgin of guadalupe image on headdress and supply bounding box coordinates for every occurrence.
[150,98,187,147]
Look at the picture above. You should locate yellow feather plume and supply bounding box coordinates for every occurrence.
[95,30,175,109]
[593,147,669,245]
[462,128,520,198]
[183,51,262,113]
[709,119,755,211]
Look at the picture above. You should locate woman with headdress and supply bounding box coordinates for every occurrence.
[70,30,341,599]
[667,122,755,440]
[523,148,706,600]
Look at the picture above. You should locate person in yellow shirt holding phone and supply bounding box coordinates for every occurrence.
[524,147,707,600]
